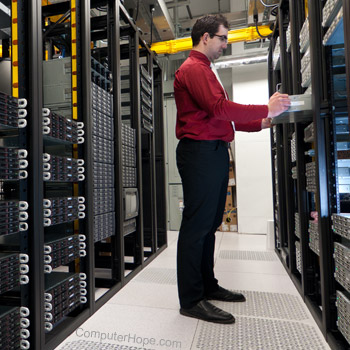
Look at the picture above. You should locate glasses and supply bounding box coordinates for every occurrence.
[213,34,228,43]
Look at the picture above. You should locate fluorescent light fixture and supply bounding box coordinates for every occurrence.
[214,55,268,69]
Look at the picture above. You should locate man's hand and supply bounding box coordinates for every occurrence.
[261,118,272,129]
[267,92,291,118]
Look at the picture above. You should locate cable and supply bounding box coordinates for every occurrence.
[258,0,278,17]
[253,0,274,38]
[135,0,140,21]
[271,7,278,16]
[149,5,155,46]
[259,0,278,8]
[255,19,271,39]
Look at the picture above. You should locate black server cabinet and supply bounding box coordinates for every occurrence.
[269,0,350,348]
[41,1,90,349]
[0,1,167,349]
[0,0,31,348]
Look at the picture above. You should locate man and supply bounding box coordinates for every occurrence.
[174,14,290,324]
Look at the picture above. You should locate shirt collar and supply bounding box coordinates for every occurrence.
[189,50,211,67]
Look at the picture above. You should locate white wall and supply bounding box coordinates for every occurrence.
[231,62,273,234]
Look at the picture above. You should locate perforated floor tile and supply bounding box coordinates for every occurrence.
[219,250,278,261]
[211,290,309,321]
[193,316,328,350]
[58,340,154,350]
[134,267,177,285]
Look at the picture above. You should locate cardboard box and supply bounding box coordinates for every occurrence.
[228,162,235,186]
[219,207,237,232]
[225,186,234,210]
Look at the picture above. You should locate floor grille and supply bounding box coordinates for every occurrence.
[59,340,141,350]
[194,316,327,350]
[134,267,177,285]
[219,250,278,261]
[212,290,309,321]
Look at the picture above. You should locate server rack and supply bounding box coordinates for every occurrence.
[41,1,90,349]
[89,0,120,302]
[269,0,350,348]
[119,5,144,283]
[0,0,167,349]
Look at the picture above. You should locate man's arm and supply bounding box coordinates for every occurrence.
[235,118,272,132]
[180,65,290,123]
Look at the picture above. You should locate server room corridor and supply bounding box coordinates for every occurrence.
[56,231,330,350]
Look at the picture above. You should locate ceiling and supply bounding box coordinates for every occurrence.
[123,0,244,42]
[122,0,279,43]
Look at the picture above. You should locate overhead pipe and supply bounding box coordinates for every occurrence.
[150,25,273,54]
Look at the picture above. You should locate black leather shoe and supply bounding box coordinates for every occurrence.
[180,299,235,324]
[206,286,246,302]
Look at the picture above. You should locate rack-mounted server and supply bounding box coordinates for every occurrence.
[336,290,350,344]
[92,110,113,141]
[0,253,29,293]
[0,91,27,129]
[121,123,137,188]
[121,123,136,148]
[43,196,85,227]
[44,272,87,333]
[334,242,350,271]
[91,83,112,116]
[305,161,317,193]
[0,147,28,181]
[91,76,115,243]
[93,212,115,243]
[93,188,115,216]
[91,57,111,92]
[301,48,311,88]
[121,123,138,236]
[332,213,350,239]
[323,0,343,27]
[0,200,28,237]
[334,261,350,292]
[92,136,114,164]
[299,17,310,54]
[44,233,86,273]
[308,220,319,255]
[323,6,344,46]
[123,218,137,236]
[42,109,84,144]
[43,154,85,182]
[93,163,114,189]
[0,305,30,350]
[333,239,350,294]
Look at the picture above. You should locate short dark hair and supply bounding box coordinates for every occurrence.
[191,15,229,47]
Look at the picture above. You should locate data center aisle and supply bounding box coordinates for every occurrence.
[56,231,330,350]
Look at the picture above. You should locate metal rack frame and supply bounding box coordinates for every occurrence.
[269,0,350,348]
[0,1,167,349]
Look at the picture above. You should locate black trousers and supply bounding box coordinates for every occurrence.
[176,138,229,309]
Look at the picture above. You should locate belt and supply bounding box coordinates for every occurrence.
[181,138,230,148]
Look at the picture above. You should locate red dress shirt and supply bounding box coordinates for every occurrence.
[174,50,269,142]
